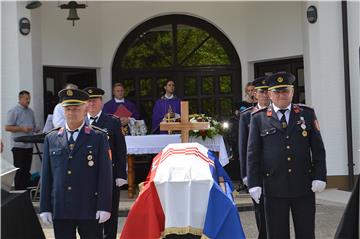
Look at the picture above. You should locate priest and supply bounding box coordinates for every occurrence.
[103,83,140,126]
[151,79,181,134]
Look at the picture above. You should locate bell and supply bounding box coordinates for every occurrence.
[67,8,79,26]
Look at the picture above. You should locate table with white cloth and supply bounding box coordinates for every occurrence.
[125,134,229,198]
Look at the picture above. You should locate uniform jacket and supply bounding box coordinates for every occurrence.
[40,124,113,220]
[247,104,327,198]
[92,112,127,180]
[238,106,257,179]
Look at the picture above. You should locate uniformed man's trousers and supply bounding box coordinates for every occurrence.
[103,183,121,239]
[264,193,315,239]
[12,147,33,190]
[53,219,103,239]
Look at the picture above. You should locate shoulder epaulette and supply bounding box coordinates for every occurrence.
[296,104,314,110]
[108,114,120,120]
[90,125,108,135]
[251,107,267,115]
[240,106,254,114]
[45,127,61,135]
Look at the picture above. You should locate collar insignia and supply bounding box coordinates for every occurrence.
[266,108,272,117]
[293,105,301,113]
[85,126,91,134]
[58,127,64,136]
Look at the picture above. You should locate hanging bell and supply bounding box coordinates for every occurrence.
[67,8,79,26]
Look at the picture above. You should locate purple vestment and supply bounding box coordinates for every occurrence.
[151,96,181,134]
[103,99,140,119]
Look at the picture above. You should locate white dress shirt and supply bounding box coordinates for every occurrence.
[65,121,85,142]
[52,103,65,128]
[273,104,292,124]
[87,111,102,125]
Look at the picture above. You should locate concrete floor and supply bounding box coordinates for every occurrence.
[39,189,349,239]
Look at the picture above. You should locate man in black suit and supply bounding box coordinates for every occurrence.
[40,89,113,239]
[239,76,270,239]
[84,87,127,239]
[247,72,327,239]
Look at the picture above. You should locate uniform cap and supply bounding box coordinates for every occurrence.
[83,87,105,98]
[252,76,269,90]
[266,72,295,91]
[58,89,89,106]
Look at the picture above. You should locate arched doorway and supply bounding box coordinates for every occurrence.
[112,14,241,127]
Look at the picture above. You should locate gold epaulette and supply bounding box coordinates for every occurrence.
[89,125,108,135]
[108,114,120,120]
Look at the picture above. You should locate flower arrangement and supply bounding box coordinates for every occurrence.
[189,114,222,140]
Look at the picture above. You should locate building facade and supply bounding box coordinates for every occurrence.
[1,1,359,189]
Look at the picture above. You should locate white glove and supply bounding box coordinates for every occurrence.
[311,180,326,193]
[39,212,53,225]
[249,186,262,204]
[96,211,111,224]
[242,177,248,186]
[115,178,127,187]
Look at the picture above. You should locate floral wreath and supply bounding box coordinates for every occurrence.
[189,114,221,140]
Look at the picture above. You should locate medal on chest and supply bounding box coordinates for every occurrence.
[299,116,307,137]
[87,151,94,167]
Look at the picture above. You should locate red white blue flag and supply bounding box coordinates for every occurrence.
[120,143,245,239]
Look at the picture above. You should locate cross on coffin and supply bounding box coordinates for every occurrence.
[160,101,227,193]
[160,101,210,143]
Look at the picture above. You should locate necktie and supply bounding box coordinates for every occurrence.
[90,116,98,125]
[68,129,78,150]
[279,109,287,128]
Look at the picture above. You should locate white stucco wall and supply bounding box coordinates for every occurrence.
[40,1,303,99]
[348,0,360,175]
[303,1,360,176]
[1,1,359,178]
[1,1,37,166]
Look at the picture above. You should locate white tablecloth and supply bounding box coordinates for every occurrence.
[125,134,229,166]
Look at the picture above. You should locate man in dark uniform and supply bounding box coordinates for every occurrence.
[239,76,270,239]
[40,89,113,239]
[247,72,327,239]
[84,87,127,239]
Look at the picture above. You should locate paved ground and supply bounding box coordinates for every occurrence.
[39,189,349,238]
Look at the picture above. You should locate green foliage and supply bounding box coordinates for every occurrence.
[121,25,231,69]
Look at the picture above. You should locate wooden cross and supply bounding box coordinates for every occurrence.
[160,101,210,143]
[159,101,226,194]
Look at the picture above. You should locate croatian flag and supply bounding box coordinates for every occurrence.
[120,143,246,239]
